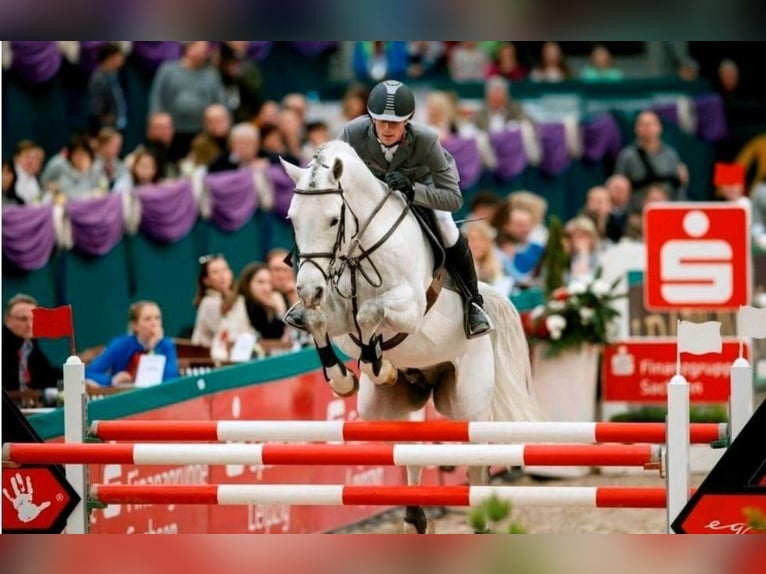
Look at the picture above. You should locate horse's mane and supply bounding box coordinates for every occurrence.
[310,140,371,187]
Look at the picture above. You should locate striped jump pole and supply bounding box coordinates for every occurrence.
[89,484,669,508]
[3,443,662,468]
[87,420,727,445]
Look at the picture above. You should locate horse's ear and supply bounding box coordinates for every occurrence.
[279,156,303,184]
[332,157,343,181]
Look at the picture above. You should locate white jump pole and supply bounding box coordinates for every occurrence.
[63,355,88,534]
[729,356,753,442]
[666,373,690,534]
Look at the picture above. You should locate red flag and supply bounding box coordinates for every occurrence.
[713,162,745,187]
[32,305,73,339]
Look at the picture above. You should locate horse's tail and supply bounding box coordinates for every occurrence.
[482,287,543,422]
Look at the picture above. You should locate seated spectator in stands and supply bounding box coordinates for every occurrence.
[302,121,330,164]
[333,84,369,136]
[473,76,528,133]
[424,90,460,141]
[93,127,130,191]
[614,110,688,201]
[642,182,672,206]
[463,220,513,297]
[353,41,408,82]
[716,58,742,100]
[87,42,127,134]
[493,194,548,289]
[125,112,177,177]
[13,140,45,205]
[53,137,104,201]
[259,123,299,165]
[211,262,288,362]
[85,300,178,387]
[406,41,446,79]
[120,148,161,190]
[579,44,624,82]
[281,93,309,126]
[209,123,267,173]
[713,162,749,207]
[468,191,503,222]
[449,41,489,83]
[266,248,299,309]
[278,107,306,165]
[485,42,527,82]
[149,41,225,161]
[2,159,21,206]
[2,294,62,393]
[604,174,633,243]
[581,185,612,241]
[564,216,601,283]
[191,254,234,347]
[218,41,263,124]
[254,100,281,129]
[530,41,570,82]
[200,103,233,162]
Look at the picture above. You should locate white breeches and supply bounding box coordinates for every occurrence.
[434,210,460,247]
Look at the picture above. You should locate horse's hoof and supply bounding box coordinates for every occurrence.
[330,372,359,398]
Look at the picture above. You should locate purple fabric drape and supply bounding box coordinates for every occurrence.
[651,102,679,126]
[78,41,108,75]
[130,41,182,72]
[10,41,62,84]
[137,180,197,243]
[581,113,623,162]
[268,165,295,220]
[442,136,483,189]
[538,123,570,175]
[246,42,273,61]
[694,94,728,142]
[489,129,527,180]
[66,193,124,256]
[291,42,337,56]
[2,205,55,270]
[204,169,258,232]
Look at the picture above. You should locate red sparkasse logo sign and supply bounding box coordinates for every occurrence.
[2,467,79,533]
[602,339,749,403]
[644,203,750,311]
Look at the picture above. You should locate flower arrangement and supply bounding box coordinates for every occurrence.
[522,215,624,356]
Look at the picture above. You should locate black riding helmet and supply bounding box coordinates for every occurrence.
[367,80,415,122]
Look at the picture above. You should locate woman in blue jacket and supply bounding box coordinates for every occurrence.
[85,300,179,387]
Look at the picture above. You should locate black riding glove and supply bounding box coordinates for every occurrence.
[385,171,415,202]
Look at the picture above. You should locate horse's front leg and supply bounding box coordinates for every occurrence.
[356,285,421,387]
[304,307,358,397]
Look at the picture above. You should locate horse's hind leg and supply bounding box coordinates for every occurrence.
[403,466,434,534]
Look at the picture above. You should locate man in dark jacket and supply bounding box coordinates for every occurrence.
[2,294,62,393]
[287,80,492,339]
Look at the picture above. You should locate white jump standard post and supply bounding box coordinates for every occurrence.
[665,373,690,534]
[729,356,753,442]
[63,355,88,534]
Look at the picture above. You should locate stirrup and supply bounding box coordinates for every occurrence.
[284,302,307,331]
[464,301,493,339]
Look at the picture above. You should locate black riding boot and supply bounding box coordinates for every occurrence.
[284,301,308,331]
[445,234,493,338]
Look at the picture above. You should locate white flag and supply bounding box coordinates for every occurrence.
[677,320,722,355]
[737,305,766,339]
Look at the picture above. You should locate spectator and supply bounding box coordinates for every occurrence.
[2,294,62,393]
[254,100,281,129]
[125,148,161,188]
[179,103,232,176]
[352,41,408,82]
[259,123,299,165]
[86,42,127,134]
[406,41,446,79]
[84,300,179,387]
[332,84,369,136]
[463,220,512,297]
[713,162,749,207]
[473,76,528,133]
[485,42,527,82]
[281,93,309,126]
[564,216,601,283]
[581,185,612,241]
[302,120,330,164]
[448,41,489,83]
[266,248,299,309]
[604,174,633,243]
[2,159,21,206]
[278,107,306,164]
[530,42,570,82]
[751,183,766,247]
[677,57,700,82]
[614,110,688,201]
[191,254,234,347]
[716,58,741,99]
[93,127,130,191]
[424,90,460,141]
[149,41,225,160]
[125,112,177,178]
[209,122,266,173]
[54,136,104,201]
[735,133,766,193]
[211,262,288,361]
[468,191,503,221]
[13,140,45,205]
[218,41,263,124]
[579,44,624,82]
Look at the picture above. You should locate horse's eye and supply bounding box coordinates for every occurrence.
[329,217,339,227]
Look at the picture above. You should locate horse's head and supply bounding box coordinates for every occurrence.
[281,146,347,309]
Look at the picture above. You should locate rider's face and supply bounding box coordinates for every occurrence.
[373,119,407,147]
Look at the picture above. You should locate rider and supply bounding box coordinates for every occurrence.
[286,79,492,339]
